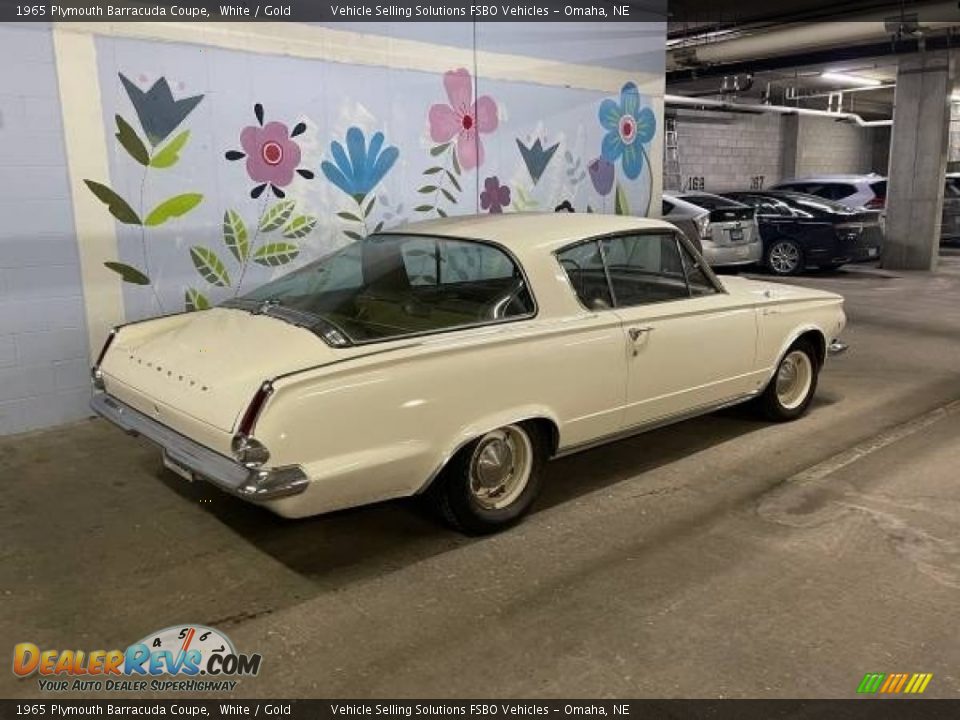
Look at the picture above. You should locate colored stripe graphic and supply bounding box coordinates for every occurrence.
[858,672,932,694]
[858,673,886,693]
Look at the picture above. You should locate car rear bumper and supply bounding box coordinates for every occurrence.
[90,392,308,501]
[702,241,762,267]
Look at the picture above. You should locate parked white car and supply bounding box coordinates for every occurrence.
[662,192,763,268]
[91,214,846,533]
[771,174,887,211]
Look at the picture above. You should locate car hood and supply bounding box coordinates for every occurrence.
[719,275,843,304]
[101,308,343,432]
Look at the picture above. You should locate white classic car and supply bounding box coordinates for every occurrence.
[91,214,846,533]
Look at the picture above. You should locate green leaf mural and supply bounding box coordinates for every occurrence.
[253,242,300,267]
[115,115,150,166]
[84,180,141,225]
[259,200,296,232]
[184,288,211,311]
[430,143,451,157]
[615,183,630,216]
[150,130,190,169]
[190,246,231,287]
[336,211,362,222]
[222,209,249,262]
[104,261,150,285]
[145,193,203,226]
[282,216,318,239]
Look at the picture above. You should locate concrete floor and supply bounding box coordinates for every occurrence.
[3,251,960,699]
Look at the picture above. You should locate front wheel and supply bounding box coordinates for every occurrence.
[766,238,804,276]
[429,423,546,535]
[757,340,820,421]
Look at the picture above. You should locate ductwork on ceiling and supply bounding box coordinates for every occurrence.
[666,2,960,125]
[667,2,960,73]
[665,94,892,127]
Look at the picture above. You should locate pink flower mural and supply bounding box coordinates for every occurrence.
[241,122,302,188]
[226,104,313,198]
[428,68,498,170]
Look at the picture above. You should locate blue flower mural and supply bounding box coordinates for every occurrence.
[598,81,655,181]
[322,127,399,240]
[322,127,399,202]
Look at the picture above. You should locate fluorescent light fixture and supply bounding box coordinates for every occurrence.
[821,71,882,87]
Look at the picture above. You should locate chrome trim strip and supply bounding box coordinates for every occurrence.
[89,393,308,501]
[553,391,759,459]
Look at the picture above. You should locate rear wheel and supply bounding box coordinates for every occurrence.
[757,340,820,421]
[766,238,803,276]
[430,423,546,535]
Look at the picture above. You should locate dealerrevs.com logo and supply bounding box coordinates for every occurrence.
[13,625,262,693]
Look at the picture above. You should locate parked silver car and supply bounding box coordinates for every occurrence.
[662,192,762,268]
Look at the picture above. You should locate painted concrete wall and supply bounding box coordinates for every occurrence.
[0,20,665,436]
[665,108,888,193]
[0,24,92,435]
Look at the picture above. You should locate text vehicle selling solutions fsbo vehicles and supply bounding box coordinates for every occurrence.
[91,214,846,533]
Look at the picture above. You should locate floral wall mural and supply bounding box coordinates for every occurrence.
[84,72,205,314]
[92,36,662,321]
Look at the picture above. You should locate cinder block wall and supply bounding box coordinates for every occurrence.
[794,116,883,177]
[665,108,889,193]
[0,25,92,435]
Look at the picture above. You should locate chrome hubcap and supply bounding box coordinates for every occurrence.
[468,426,532,510]
[775,350,813,410]
[770,242,800,274]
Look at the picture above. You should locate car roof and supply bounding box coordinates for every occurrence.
[671,191,749,209]
[389,212,678,256]
[775,174,884,183]
[661,193,709,215]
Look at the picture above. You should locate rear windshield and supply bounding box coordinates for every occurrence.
[233,234,535,344]
[679,194,744,210]
[869,180,887,196]
[774,192,856,216]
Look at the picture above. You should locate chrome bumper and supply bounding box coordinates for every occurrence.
[89,393,308,501]
[828,339,849,356]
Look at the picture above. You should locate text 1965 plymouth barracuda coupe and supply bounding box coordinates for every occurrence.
[91,213,846,534]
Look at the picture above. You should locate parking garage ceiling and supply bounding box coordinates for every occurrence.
[665,0,959,118]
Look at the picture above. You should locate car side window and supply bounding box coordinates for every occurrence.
[557,241,613,311]
[600,233,689,307]
[677,239,718,297]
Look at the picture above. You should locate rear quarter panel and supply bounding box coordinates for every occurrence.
[256,316,627,518]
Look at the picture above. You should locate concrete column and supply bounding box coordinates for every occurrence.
[883,51,955,270]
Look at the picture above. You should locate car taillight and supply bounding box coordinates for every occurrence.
[865,196,885,209]
[237,382,273,436]
[91,329,117,390]
[695,214,711,239]
[233,382,274,467]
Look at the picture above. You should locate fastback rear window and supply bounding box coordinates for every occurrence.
[237,234,535,344]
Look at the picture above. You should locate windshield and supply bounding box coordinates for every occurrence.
[229,234,535,345]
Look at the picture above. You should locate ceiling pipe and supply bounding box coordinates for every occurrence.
[665,94,892,127]
[666,2,960,72]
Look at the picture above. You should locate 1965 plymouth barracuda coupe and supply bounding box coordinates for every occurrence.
[91,213,846,533]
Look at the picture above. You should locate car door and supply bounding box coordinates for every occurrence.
[600,231,758,427]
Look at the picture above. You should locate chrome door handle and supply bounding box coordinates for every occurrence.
[628,326,654,341]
